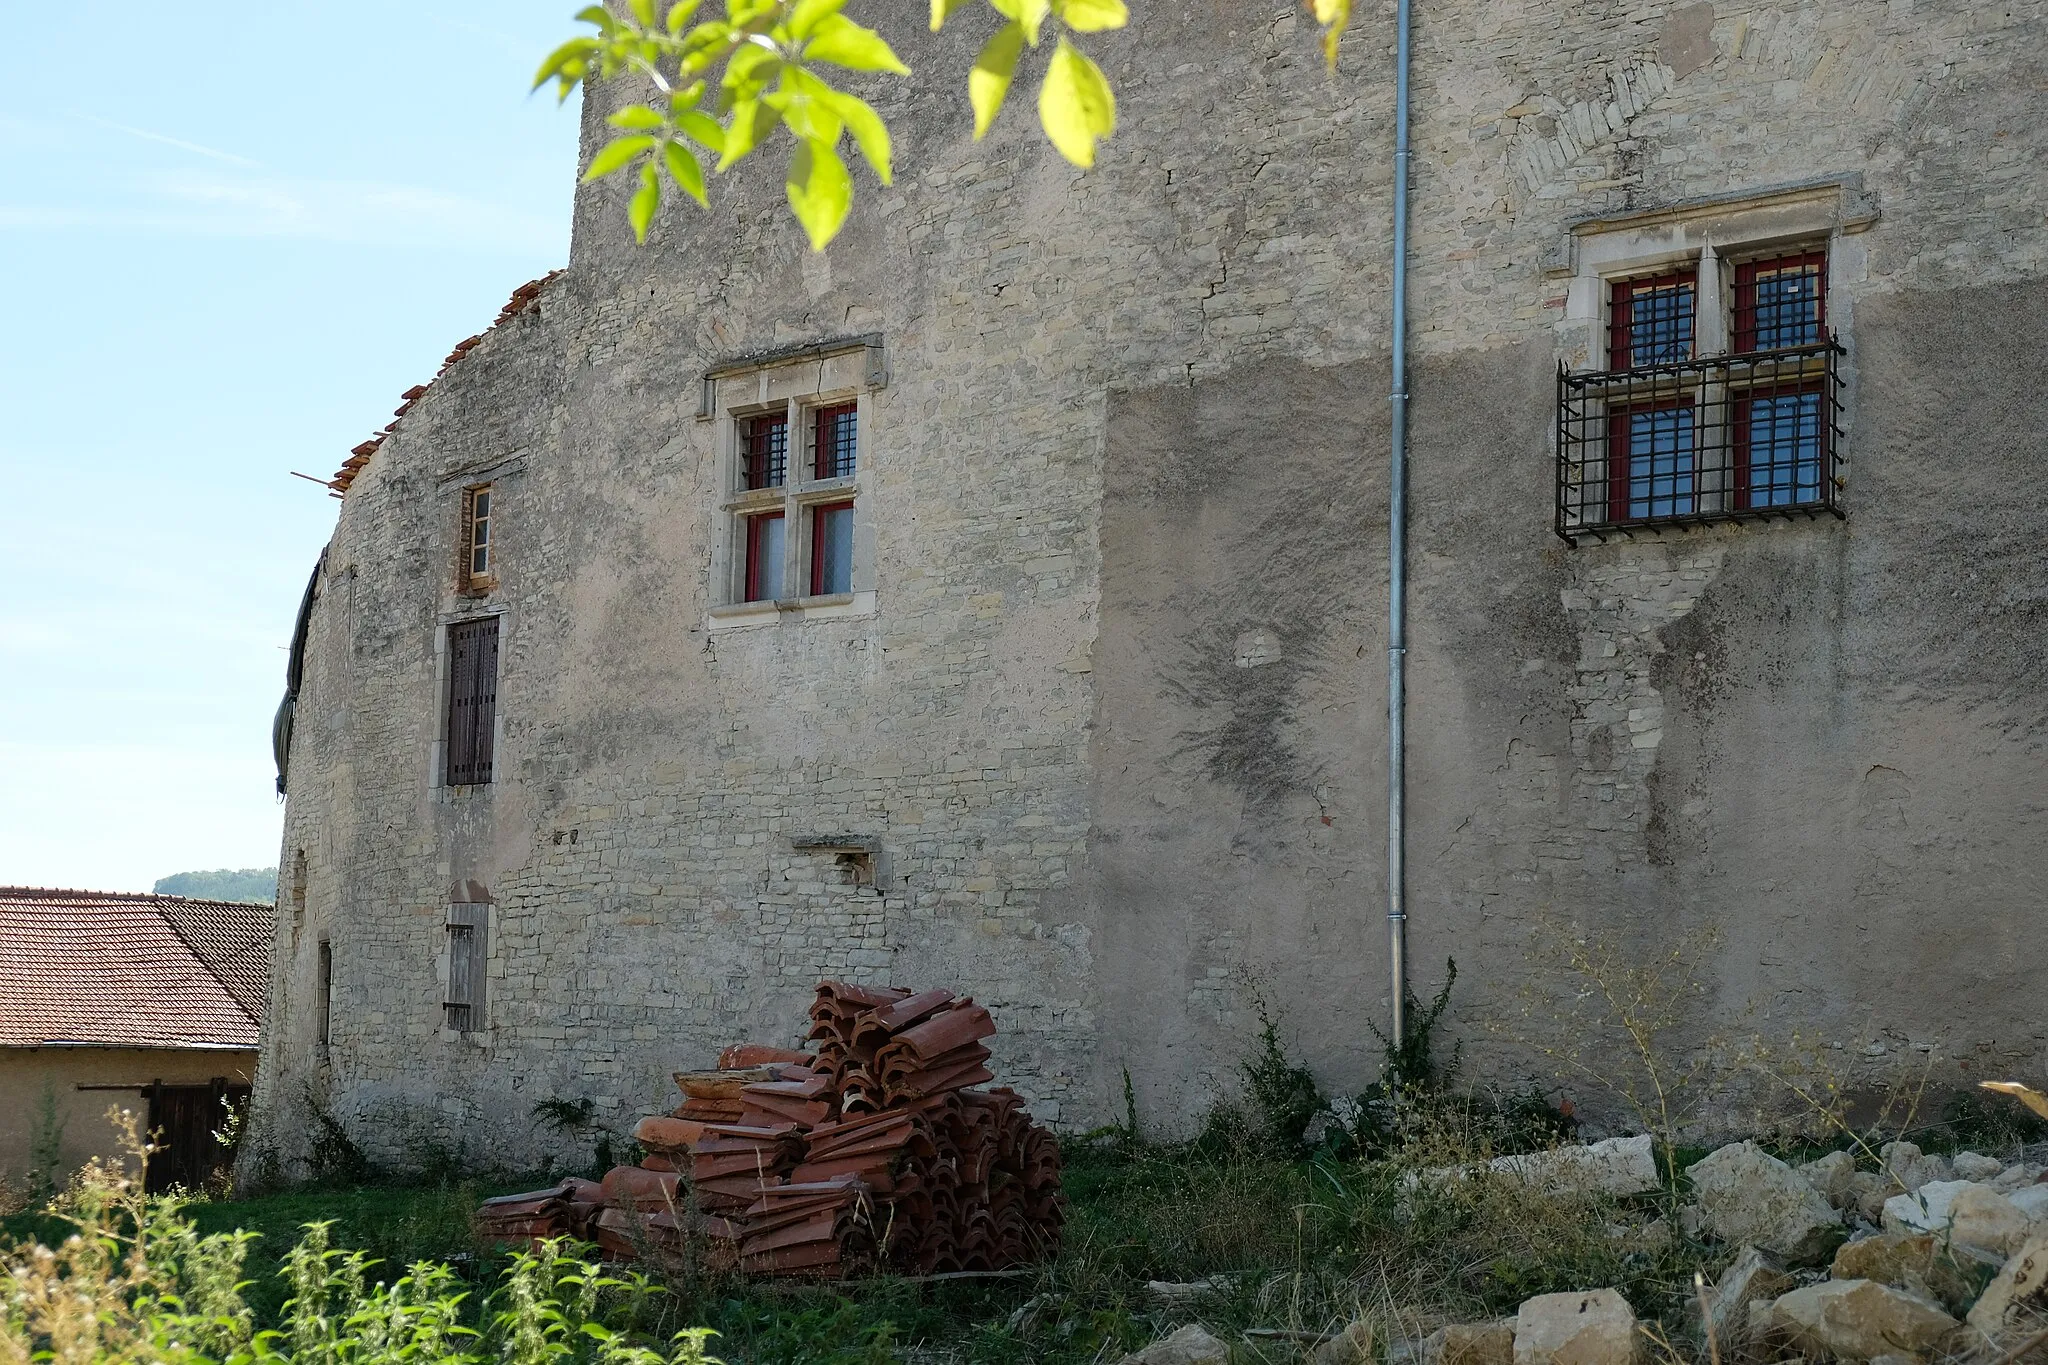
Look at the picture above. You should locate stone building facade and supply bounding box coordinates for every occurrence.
[244,0,2048,1175]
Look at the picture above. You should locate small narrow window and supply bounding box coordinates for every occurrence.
[811,501,855,596]
[316,938,332,1046]
[290,850,307,918]
[1734,250,1826,353]
[745,511,786,601]
[741,413,788,490]
[445,616,500,786]
[461,485,494,590]
[812,403,857,480]
[1609,272,1696,369]
[444,905,487,1032]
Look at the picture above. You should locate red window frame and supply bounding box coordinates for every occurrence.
[1605,397,1696,525]
[744,510,784,602]
[810,500,855,596]
[812,402,857,481]
[1733,250,1827,354]
[1731,379,1828,511]
[1608,270,1696,370]
[741,412,788,490]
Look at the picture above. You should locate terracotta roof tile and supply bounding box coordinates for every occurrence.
[327,269,563,496]
[0,888,271,1050]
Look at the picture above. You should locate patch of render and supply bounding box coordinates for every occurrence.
[1560,545,1727,872]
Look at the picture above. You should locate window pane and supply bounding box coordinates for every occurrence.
[471,545,489,576]
[472,491,490,520]
[1752,267,1823,349]
[744,415,788,489]
[817,504,854,594]
[814,403,857,480]
[748,514,785,601]
[1626,284,1693,366]
[1627,407,1696,519]
[1745,391,1822,507]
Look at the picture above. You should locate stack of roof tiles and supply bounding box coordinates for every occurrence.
[474,982,1063,1278]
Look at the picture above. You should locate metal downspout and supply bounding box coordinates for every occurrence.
[1387,0,1414,1053]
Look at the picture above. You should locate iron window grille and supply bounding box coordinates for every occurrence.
[1558,248,1842,543]
[1557,340,1844,542]
[741,412,788,490]
[812,402,857,480]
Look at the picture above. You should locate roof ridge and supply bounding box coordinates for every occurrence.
[0,886,271,908]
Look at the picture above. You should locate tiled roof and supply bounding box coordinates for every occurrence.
[0,888,273,1050]
[327,270,562,497]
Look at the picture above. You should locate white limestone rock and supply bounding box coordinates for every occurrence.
[1768,1279,1959,1359]
[1513,1288,1638,1365]
[1423,1320,1516,1365]
[1800,1150,1859,1207]
[1489,1134,1662,1197]
[1966,1233,2048,1340]
[1688,1141,1843,1263]
[1951,1151,2004,1183]
[1881,1180,2034,1258]
[1879,1142,1953,1195]
[1118,1324,1232,1365]
[1701,1246,1794,1346]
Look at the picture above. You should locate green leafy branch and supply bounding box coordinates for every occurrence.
[540,0,1352,251]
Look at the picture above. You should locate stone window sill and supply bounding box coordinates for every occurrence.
[707,590,876,631]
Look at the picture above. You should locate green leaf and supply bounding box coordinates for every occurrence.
[989,0,1052,44]
[785,0,850,42]
[663,141,709,205]
[1056,0,1128,31]
[629,162,661,242]
[627,0,657,27]
[801,14,910,73]
[969,23,1025,138]
[716,98,777,168]
[775,68,846,146]
[930,0,973,28]
[607,104,668,131]
[532,38,599,93]
[583,134,658,181]
[724,40,783,97]
[677,110,727,152]
[825,90,893,184]
[1037,36,1114,167]
[666,0,702,34]
[668,80,708,113]
[785,137,853,250]
[573,4,615,29]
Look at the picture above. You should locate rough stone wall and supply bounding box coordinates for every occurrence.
[245,0,2048,1173]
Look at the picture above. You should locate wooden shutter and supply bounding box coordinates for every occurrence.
[445,904,487,1031]
[445,617,499,785]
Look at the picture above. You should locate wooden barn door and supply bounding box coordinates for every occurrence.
[145,1079,251,1193]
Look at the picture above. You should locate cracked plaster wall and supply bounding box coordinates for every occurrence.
[244,0,2048,1171]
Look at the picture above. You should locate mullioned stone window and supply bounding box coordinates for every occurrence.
[702,336,884,630]
[1551,179,1876,543]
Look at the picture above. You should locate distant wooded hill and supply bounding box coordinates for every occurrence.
[153,868,277,903]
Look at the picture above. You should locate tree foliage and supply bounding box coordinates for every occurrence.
[539,0,1354,249]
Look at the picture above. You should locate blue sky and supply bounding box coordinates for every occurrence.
[0,3,580,892]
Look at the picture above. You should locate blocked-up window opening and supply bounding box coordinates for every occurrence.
[444,904,487,1032]
[316,939,332,1046]
[812,403,857,479]
[742,413,788,490]
[812,501,854,595]
[445,616,499,785]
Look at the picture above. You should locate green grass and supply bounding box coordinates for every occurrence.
[2,1140,1736,1365]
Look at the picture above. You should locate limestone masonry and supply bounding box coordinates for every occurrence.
[242,0,2048,1178]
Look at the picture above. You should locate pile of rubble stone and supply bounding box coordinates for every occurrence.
[476,981,1062,1278]
[1120,1131,2048,1365]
